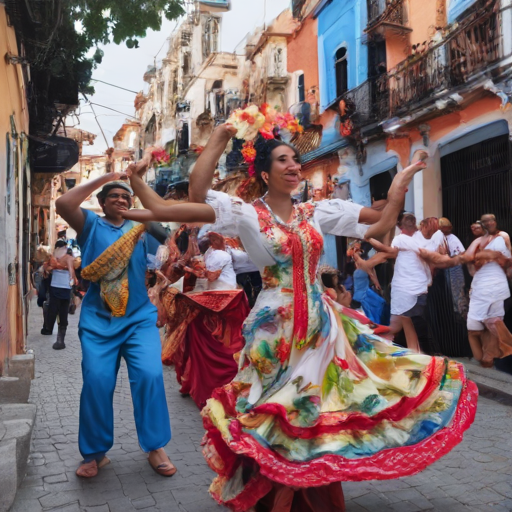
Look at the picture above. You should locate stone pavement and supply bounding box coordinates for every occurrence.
[11,302,512,512]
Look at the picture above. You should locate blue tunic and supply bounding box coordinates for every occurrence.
[77,209,171,460]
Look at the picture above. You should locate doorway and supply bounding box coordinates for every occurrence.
[441,133,512,249]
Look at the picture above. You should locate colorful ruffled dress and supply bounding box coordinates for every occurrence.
[201,191,477,511]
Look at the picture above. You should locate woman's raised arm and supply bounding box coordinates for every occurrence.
[188,124,237,203]
[364,158,427,241]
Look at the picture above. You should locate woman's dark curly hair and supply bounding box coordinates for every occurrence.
[253,135,301,182]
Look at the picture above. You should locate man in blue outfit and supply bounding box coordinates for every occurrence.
[56,171,176,478]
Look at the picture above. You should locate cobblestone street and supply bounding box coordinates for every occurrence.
[11,302,512,512]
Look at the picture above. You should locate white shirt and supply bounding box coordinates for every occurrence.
[390,233,432,315]
[445,233,465,256]
[205,190,368,272]
[413,230,444,251]
[204,248,237,290]
[471,236,511,302]
[228,248,259,274]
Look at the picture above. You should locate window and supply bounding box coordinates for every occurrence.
[297,73,305,102]
[370,167,397,202]
[335,47,348,98]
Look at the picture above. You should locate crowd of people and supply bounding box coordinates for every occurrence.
[35,121,485,512]
[335,212,512,369]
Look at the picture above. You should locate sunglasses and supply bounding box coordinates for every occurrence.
[106,193,131,201]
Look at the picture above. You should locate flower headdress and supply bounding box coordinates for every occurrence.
[226,104,304,176]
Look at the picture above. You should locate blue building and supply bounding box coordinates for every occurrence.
[316,0,368,115]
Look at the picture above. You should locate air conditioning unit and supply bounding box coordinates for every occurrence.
[30,136,79,174]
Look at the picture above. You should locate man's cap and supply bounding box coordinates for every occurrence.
[97,181,133,200]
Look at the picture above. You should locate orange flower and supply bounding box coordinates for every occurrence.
[241,141,257,163]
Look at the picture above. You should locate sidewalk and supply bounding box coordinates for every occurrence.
[11,301,512,511]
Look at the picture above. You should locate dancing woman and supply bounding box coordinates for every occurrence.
[126,124,477,512]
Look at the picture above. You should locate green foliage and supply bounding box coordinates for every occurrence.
[28,0,185,99]
[71,0,185,48]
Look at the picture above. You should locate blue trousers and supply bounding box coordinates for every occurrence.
[78,318,171,460]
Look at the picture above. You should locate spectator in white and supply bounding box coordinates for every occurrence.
[482,213,511,252]
[438,217,465,255]
[226,245,262,307]
[420,213,512,367]
[370,213,434,352]
[414,217,444,250]
[204,232,237,291]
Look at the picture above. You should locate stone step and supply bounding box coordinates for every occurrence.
[0,404,36,512]
[456,357,512,403]
[0,377,30,405]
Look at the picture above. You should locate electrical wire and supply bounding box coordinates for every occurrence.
[90,79,140,94]
[81,94,109,148]
[88,102,139,120]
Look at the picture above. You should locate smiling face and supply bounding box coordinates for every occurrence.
[260,145,302,195]
[99,188,132,219]
[481,214,498,235]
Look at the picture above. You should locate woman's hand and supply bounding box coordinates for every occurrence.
[107,171,129,181]
[214,123,237,141]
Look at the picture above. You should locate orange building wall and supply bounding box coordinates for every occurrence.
[399,95,504,218]
[0,5,29,373]
[407,0,439,48]
[287,16,319,91]
[386,34,408,70]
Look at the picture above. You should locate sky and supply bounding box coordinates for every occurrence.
[79,0,291,155]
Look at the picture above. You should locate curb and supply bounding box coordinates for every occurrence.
[0,403,37,512]
[456,357,512,405]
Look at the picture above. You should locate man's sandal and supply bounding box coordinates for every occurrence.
[76,456,110,478]
[148,456,177,477]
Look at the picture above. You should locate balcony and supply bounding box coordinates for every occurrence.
[376,0,508,119]
[366,0,411,39]
[335,80,379,128]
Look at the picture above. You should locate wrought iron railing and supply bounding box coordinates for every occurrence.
[376,0,505,118]
[449,0,503,85]
[337,80,376,126]
[367,0,406,27]
[368,0,384,23]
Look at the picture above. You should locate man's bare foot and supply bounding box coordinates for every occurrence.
[76,457,110,478]
[148,448,177,477]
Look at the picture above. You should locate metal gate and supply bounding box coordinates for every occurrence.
[441,134,512,249]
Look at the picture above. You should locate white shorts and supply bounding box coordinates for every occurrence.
[467,299,505,331]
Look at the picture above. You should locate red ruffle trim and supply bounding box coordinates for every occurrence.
[210,472,273,512]
[203,365,478,488]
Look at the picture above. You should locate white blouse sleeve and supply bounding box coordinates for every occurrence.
[314,199,369,239]
[205,190,275,270]
[205,190,247,237]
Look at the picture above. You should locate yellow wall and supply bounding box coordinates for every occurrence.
[0,5,30,372]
